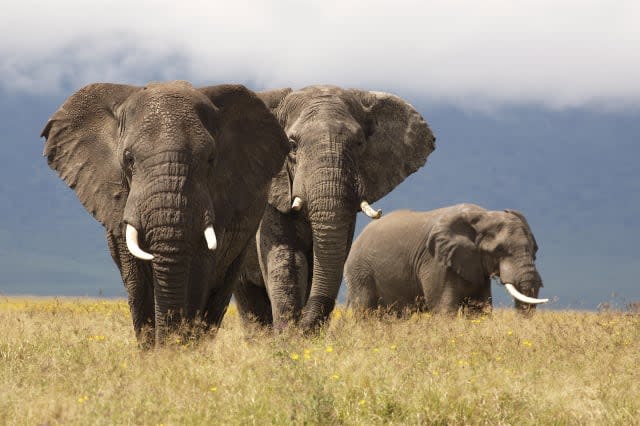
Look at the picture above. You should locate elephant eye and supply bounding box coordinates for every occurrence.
[288,137,298,151]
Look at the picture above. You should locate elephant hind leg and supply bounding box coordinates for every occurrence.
[234,276,273,327]
[345,270,379,312]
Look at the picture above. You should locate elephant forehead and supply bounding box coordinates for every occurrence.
[287,114,362,140]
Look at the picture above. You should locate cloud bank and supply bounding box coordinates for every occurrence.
[2,0,639,109]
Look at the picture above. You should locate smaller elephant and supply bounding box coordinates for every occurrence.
[344,204,548,315]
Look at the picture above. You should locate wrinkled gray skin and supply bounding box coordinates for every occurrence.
[233,86,436,331]
[345,204,544,315]
[41,81,289,347]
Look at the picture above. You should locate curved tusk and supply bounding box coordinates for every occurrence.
[125,224,154,261]
[291,196,303,211]
[204,225,217,251]
[504,283,549,304]
[360,201,382,219]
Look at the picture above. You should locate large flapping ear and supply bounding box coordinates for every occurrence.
[41,83,140,237]
[199,85,289,224]
[350,90,436,203]
[426,213,484,285]
[256,88,294,213]
[504,209,539,254]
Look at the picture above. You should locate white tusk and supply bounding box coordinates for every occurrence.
[291,197,303,211]
[204,225,217,251]
[125,224,154,260]
[504,283,549,304]
[360,201,382,219]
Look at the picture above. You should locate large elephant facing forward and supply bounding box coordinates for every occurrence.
[345,204,548,315]
[234,85,436,331]
[41,81,289,346]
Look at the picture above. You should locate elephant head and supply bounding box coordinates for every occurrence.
[260,85,436,330]
[42,81,288,344]
[426,204,548,312]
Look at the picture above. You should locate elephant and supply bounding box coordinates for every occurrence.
[233,85,436,331]
[344,204,549,315]
[41,81,289,346]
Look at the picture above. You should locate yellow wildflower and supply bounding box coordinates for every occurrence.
[325,346,334,353]
[522,340,532,347]
[331,374,340,380]
[290,352,300,361]
[389,344,397,350]
[359,399,366,406]
[210,386,218,393]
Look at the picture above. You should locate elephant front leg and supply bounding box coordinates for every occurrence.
[462,278,493,317]
[232,238,273,327]
[107,232,155,347]
[264,246,308,328]
[258,206,310,330]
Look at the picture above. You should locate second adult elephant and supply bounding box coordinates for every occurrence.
[344,205,549,315]
[234,85,436,331]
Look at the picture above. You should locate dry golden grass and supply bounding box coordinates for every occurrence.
[0,296,638,425]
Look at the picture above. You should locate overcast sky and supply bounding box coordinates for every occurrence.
[2,1,639,109]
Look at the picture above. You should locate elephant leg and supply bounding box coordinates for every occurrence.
[234,278,273,327]
[106,231,155,347]
[345,272,378,311]
[202,252,246,331]
[265,246,309,329]
[418,264,463,314]
[462,278,493,316]
[233,240,273,327]
[258,205,310,329]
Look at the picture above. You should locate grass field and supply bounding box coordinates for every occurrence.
[0,297,638,425]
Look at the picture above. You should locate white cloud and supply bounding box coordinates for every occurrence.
[2,0,639,109]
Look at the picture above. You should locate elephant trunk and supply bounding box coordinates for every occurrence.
[140,159,195,345]
[500,254,546,312]
[511,269,546,313]
[300,163,357,331]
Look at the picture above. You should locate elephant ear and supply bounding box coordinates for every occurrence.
[258,88,292,113]
[41,83,140,237]
[504,209,539,254]
[256,88,294,213]
[351,90,436,203]
[199,85,289,223]
[426,213,484,285]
